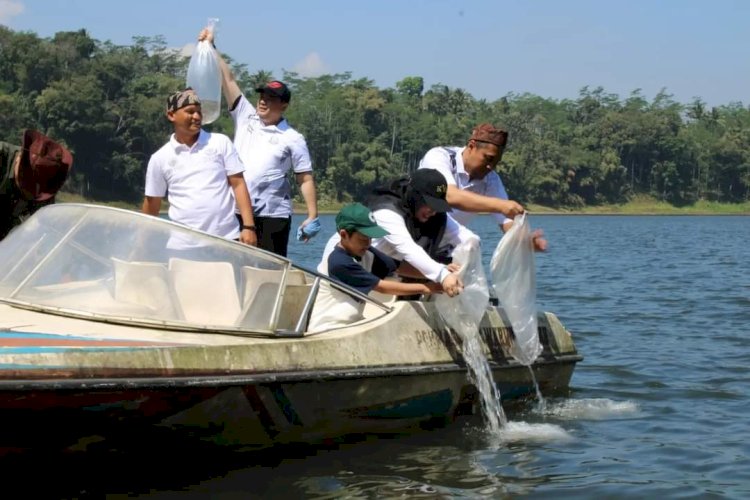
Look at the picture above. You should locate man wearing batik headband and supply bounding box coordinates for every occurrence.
[142,88,257,245]
[197,28,320,258]
[418,123,547,251]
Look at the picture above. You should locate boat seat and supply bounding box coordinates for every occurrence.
[240,266,306,306]
[235,282,313,332]
[111,258,180,319]
[278,283,314,331]
[168,258,240,327]
[288,269,307,285]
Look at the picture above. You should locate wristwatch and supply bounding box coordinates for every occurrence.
[241,225,256,231]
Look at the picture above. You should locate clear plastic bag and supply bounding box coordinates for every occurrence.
[435,235,489,328]
[186,18,221,124]
[490,213,542,366]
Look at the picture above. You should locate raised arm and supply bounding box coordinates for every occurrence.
[198,29,242,108]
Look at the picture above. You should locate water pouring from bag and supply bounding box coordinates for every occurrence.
[436,236,508,433]
[491,212,545,409]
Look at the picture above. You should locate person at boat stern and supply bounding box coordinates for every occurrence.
[418,123,547,251]
[308,203,445,332]
[198,28,319,257]
[142,88,257,245]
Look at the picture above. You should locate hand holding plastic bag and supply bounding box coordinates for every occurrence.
[490,213,542,366]
[436,235,490,329]
[187,18,221,124]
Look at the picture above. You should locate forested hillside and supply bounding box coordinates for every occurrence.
[1,27,748,207]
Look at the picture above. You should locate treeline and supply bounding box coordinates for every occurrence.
[1,27,749,206]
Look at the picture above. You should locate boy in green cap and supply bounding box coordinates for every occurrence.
[308,202,442,332]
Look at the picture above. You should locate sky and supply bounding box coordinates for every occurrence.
[1,0,748,107]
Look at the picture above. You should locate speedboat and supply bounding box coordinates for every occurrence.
[0,204,582,453]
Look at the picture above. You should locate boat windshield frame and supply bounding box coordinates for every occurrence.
[0,204,391,337]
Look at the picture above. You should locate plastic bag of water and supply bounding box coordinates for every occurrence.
[187,18,221,124]
[435,235,489,328]
[490,212,543,366]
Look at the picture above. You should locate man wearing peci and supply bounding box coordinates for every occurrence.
[142,89,257,246]
[418,123,547,251]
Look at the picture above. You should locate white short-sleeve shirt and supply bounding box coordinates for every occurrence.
[419,146,511,227]
[145,130,244,239]
[230,95,312,218]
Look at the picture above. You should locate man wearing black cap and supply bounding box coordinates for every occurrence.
[198,28,319,258]
[419,123,546,251]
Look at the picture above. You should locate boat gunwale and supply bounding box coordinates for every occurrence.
[0,354,583,390]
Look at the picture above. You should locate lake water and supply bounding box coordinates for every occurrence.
[12,214,750,498]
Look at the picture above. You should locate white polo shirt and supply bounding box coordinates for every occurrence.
[230,95,312,218]
[419,146,512,227]
[145,130,244,239]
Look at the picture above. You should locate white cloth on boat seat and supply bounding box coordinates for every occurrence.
[111,258,179,319]
[168,258,240,326]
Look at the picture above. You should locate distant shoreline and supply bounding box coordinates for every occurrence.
[56,193,750,216]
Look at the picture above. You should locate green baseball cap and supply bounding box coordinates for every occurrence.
[336,203,389,238]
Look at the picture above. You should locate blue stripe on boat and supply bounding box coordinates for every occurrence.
[356,389,454,419]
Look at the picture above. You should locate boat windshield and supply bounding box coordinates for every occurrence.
[0,204,388,335]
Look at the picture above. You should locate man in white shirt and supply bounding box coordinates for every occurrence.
[418,123,547,251]
[142,89,256,245]
[199,29,319,257]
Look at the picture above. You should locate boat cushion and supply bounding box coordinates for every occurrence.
[112,258,179,319]
[168,258,240,327]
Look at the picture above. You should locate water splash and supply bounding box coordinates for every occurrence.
[495,421,573,444]
[541,398,639,420]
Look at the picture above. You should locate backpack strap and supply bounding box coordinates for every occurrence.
[441,147,457,177]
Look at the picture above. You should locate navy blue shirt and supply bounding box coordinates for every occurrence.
[327,245,398,295]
